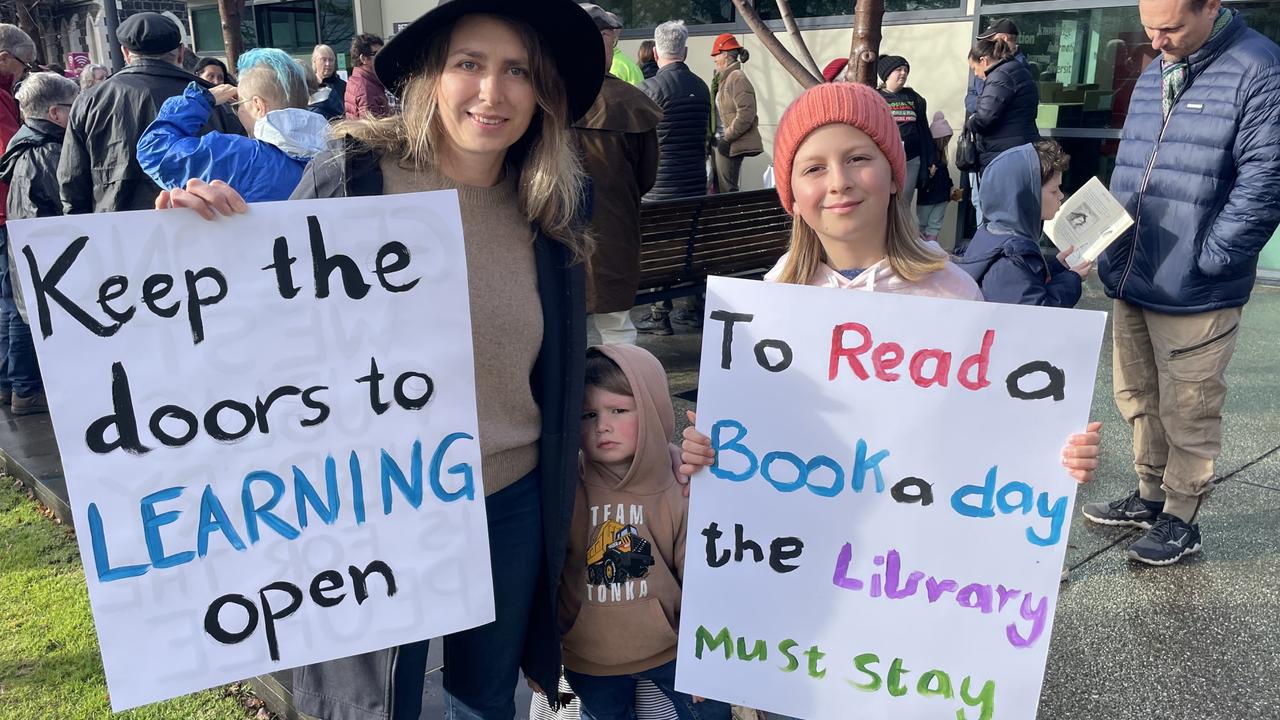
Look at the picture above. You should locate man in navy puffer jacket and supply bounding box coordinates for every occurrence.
[1086,1,1280,566]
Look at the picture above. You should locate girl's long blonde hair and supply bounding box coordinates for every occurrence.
[334,16,589,259]
[773,190,947,286]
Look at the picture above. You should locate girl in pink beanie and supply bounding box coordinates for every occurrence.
[678,83,1104,538]
[763,82,980,298]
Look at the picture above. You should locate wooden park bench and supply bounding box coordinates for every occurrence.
[635,188,791,304]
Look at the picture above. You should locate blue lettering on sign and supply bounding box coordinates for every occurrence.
[86,434,479,583]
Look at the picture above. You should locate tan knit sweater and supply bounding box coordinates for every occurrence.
[381,159,543,496]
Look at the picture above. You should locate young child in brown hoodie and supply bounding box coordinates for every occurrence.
[558,345,731,720]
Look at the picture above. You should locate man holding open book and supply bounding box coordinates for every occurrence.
[1088,0,1280,566]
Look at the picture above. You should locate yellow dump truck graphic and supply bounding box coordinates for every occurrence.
[586,520,654,585]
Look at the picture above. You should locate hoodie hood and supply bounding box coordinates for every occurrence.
[0,119,63,183]
[978,143,1043,240]
[255,108,330,160]
[581,344,677,495]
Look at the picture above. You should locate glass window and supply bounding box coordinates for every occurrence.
[192,8,225,53]
[254,0,319,54]
[317,0,355,64]
[757,0,960,19]
[598,1,734,28]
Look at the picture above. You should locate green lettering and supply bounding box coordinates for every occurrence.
[694,625,733,660]
[778,639,800,672]
[804,644,827,679]
[918,669,954,699]
[887,657,910,697]
[847,652,881,692]
[737,638,767,661]
[958,677,996,720]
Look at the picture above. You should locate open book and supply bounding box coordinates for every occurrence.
[1043,176,1133,267]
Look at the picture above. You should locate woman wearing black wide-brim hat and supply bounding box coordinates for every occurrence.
[159,1,605,717]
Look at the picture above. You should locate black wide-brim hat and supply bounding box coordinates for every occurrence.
[375,0,605,123]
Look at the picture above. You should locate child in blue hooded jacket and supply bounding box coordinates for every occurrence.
[137,48,329,203]
[956,139,1091,307]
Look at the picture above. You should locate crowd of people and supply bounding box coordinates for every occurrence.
[0,0,1275,718]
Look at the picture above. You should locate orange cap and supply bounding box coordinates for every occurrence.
[711,33,743,55]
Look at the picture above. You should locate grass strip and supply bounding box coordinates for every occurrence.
[0,477,265,720]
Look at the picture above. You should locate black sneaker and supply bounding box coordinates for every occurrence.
[670,307,703,328]
[635,312,673,336]
[1127,513,1202,566]
[1081,490,1163,529]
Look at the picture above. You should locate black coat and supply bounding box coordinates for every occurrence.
[57,58,245,214]
[0,119,64,220]
[966,57,1040,172]
[309,74,347,120]
[640,62,711,201]
[879,86,936,190]
[289,140,587,720]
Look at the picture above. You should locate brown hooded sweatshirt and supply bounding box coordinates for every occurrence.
[559,344,687,676]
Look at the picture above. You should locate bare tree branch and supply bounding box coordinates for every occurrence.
[731,0,820,89]
[849,0,885,87]
[775,0,823,80]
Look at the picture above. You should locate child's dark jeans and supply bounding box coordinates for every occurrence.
[565,659,732,720]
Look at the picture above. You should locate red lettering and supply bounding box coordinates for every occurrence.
[829,322,872,381]
[909,349,952,388]
[959,330,996,390]
[872,342,904,381]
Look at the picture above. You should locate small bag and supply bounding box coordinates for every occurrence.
[955,128,979,173]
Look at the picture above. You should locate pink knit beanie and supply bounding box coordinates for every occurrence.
[773,82,906,215]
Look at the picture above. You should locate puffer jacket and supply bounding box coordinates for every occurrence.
[57,58,246,214]
[137,82,330,203]
[966,56,1040,172]
[640,62,711,200]
[345,65,391,119]
[715,62,762,158]
[956,144,1082,308]
[1101,10,1280,314]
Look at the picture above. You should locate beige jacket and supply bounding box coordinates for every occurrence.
[716,63,763,157]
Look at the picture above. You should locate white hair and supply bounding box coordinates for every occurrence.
[80,63,108,90]
[16,72,78,118]
[0,24,35,63]
[654,20,688,58]
[312,43,335,59]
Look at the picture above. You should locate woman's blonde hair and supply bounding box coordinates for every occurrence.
[335,15,588,258]
[774,190,947,286]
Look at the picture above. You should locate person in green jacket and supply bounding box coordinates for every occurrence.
[581,3,644,85]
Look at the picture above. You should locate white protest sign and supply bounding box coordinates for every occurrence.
[9,193,494,711]
[676,276,1106,720]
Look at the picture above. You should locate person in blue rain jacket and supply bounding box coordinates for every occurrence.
[138,48,329,202]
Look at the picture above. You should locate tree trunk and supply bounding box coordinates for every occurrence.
[731,0,819,88]
[848,0,885,87]
[217,0,244,69]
